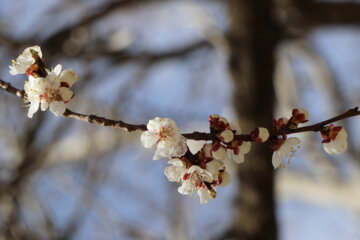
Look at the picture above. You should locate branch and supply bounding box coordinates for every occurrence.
[104,40,212,64]
[299,1,360,26]
[0,79,146,132]
[40,0,159,55]
[0,78,359,140]
[285,107,360,134]
[63,109,146,132]
[0,80,24,98]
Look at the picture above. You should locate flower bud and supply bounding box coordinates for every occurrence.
[292,108,309,124]
[272,117,289,130]
[321,125,348,155]
[251,127,269,142]
[218,129,234,143]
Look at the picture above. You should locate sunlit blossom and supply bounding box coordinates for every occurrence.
[141,117,187,160]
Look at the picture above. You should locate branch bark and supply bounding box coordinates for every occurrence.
[1,79,359,138]
[300,1,360,26]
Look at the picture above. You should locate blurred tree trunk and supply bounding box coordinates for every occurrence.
[225,1,280,239]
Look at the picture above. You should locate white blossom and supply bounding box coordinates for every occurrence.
[212,146,227,161]
[230,141,251,164]
[272,137,300,169]
[219,129,234,143]
[9,46,42,75]
[219,171,231,187]
[205,159,224,180]
[227,121,251,163]
[258,128,270,142]
[164,158,186,182]
[201,143,227,162]
[197,188,213,204]
[177,165,213,196]
[141,117,187,160]
[24,64,78,118]
[323,128,348,155]
[164,156,231,204]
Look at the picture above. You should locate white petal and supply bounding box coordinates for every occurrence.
[155,141,174,159]
[147,117,165,132]
[202,143,213,159]
[46,72,60,87]
[323,129,348,155]
[164,165,185,182]
[337,128,348,140]
[40,99,49,111]
[59,87,73,101]
[171,137,188,157]
[272,151,282,169]
[218,117,228,126]
[219,171,231,187]
[212,146,227,161]
[60,69,78,87]
[53,64,62,76]
[229,121,241,134]
[238,141,251,154]
[219,129,234,143]
[198,188,213,204]
[206,160,223,180]
[279,137,300,158]
[153,146,170,160]
[167,158,184,167]
[323,143,334,155]
[9,65,26,75]
[27,101,40,118]
[186,140,206,154]
[140,131,157,149]
[49,101,66,116]
[232,152,245,164]
[178,181,195,195]
[258,128,270,142]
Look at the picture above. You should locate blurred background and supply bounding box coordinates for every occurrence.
[0,0,360,240]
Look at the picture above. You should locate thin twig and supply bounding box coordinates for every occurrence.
[1,78,359,140]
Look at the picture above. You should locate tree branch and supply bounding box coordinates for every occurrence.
[299,1,360,26]
[0,78,359,140]
[286,107,360,134]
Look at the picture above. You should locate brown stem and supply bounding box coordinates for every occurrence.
[284,107,359,134]
[0,79,146,132]
[0,78,359,138]
[63,109,147,132]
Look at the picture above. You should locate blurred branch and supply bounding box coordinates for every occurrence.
[59,155,110,240]
[274,0,360,40]
[40,0,161,55]
[0,115,46,239]
[104,40,212,64]
[300,1,360,26]
[277,170,360,211]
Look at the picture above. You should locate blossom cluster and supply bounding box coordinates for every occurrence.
[9,46,78,117]
[270,108,348,169]
[140,109,349,203]
[141,115,270,204]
